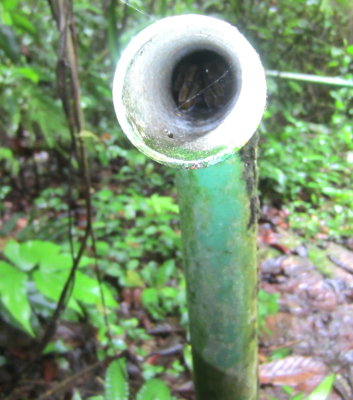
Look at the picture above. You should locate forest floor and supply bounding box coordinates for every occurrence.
[1,204,353,400]
[257,207,353,400]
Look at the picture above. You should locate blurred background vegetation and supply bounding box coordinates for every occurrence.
[0,0,352,399]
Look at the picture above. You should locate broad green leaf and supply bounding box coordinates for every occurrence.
[33,269,80,312]
[156,260,175,287]
[136,379,173,400]
[3,240,21,268]
[39,253,72,272]
[3,0,20,11]
[104,359,129,400]
[261,163,287,190]
[144,226,158,235]
[306,374,335,400]
[142,288,159,306]
[4,240,60,271]
[11,12,37,36]
[0,147,14,160]
[79,256,96,267]
[282,386,294,395]
[124,270,144,288]
[141,288,162,319]
[0,25,20,62]
[72,272,118,307]
[291,394,304,400]
[96,189,114,202]
[0,261,34,336]
[13,67,39,83]
[39,253,94,272]
[0,147,19,175]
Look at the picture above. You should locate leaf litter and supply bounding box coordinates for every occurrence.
[258,206,353,400]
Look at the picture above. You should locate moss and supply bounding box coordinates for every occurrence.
[239,134,259,229]
[276,228,303,249]
[258,245,282,262]
[143,134,228,166]
[307,244,335,277]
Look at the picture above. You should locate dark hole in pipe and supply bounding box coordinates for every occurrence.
[171,50,236,120]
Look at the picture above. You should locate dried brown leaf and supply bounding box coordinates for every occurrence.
[260,355,328,388]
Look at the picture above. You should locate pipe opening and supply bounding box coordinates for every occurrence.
[171,50,237,121]
[113,14,266,167]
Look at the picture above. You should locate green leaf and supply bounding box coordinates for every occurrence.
[0,147,14,160]
[270,347,291,360]
[142,288,159,307]
[72,272,118,307]
[0,261,34,336]
[306,374,335,400]
[23,241,61,266]
[156,260,175,287]
[3,0,20,11]
[33,268,80,312]
[39,253,94,272]
[291,393,304,400]
[11,12,37,36]
[141,288,162,319]
[104,359,129,400]
[34,262,117,312]
[39,253,72,272]
[146,195,179,215]
[282,386,294,395]
[183,345,193,371]
[0,147,19,175]
[3,240,21,267]
[4,240,60,271]
[72,391,83,400]
[0,25,20,62]
[13,67,39,83]
[136,379,173,400]
[96,189,114,202]
[124,270,144,288]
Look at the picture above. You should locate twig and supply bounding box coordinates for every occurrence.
[36,356,117,400]
[4,2,111,394]
[328,255,353,275]
[44,0,113,353]
[36,0,90,357]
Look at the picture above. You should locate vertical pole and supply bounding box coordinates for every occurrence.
[176,138,258,400]
[112,15,266,400]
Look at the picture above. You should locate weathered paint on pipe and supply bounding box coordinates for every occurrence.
[176,138,258,400]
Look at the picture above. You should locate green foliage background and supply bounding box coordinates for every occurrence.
[1,0,353,238]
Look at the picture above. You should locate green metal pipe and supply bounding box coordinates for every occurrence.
[176,140,258,400]
[112,15,266,399]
